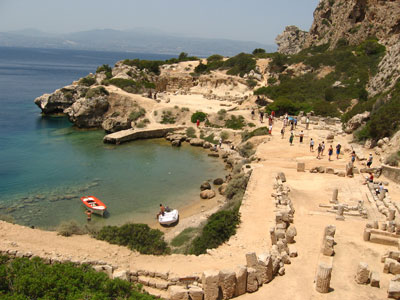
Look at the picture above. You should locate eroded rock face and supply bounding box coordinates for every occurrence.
[64,96,109,128]
[102,116,131,133]
[276,25,308,55]
[345,111,370,133]
[34,85,88,114]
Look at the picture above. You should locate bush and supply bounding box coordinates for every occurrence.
[95,223,170,255]
[220,131,230,141]
[207,54,223,62]
[57,220,86,237]
[96,64,113,79]
[252,48,266,55]
[191,111,207,123]
[225,115,246,129]
[122,59,164,75]
[201,132,218,144]
[0,256,155,300]
[189,209,240,255]
[246,79,257,88]
[194,62,208,74]
[242,127,269,142]
[78,76,96,87]
[170,227,198,247]
[186,127,196,138]
[225,53,256,77]
[238,142,255,158]
[85,86,109,99]
[225,173,250,200]
[217,109,227,120]
[161,110,176,124]
[129,106,146,122]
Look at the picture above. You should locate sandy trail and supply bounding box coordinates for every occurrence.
[0,118,397,299]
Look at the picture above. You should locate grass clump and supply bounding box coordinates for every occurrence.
[161,110,176,124]
[95,223,170,255]
[191,111,207,123]
[217,109,227,120]
[186,127,197,138]
[200,132,218,144]
[129,106,146,122]
[85,86,109,99]
[170,227,198,248]
[242,127,269,142]
[57,220,86,237]
[78,76,96,87]
[220,130,230,141]
[225,115,246,129]
[0,256,157,300]
[238,142,255,158]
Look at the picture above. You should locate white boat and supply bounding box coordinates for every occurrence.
[158,209,179,225]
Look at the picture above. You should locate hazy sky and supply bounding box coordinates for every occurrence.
[0,0,319,44]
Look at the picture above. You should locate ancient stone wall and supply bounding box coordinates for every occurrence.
[381,164,400,184]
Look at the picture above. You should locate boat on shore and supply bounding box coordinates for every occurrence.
[158,209,179,226]
[81,196,107,216]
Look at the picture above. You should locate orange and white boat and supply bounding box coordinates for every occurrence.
[81,196,107,216]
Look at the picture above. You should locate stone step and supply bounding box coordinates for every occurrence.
[137,275,171,290]
[142,286,169,300]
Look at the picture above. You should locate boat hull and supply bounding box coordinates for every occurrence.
[81,196,107,217]
[158,209,179,225]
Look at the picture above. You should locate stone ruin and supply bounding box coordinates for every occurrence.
[366,181,398,222]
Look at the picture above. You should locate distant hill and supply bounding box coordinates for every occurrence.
[0,28,275,57]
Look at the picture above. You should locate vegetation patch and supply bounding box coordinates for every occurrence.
[242,127,269,142]
[95,223,170,255]
[78,76,96,87]
[191,111,207,123]
[186,127,196,138]
[0,256,157,300]
[238,142,256,158]
[129,105,146,122]
[85,86,109,99]
[225,115,246,129]
[96,64,113,79]
[161,110,176,124]
[57,220,86,237]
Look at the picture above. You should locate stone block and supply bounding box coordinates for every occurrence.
[169,286,189,300]
[388,280,400,299]
[113,270,128,281]
[188,286,204,300]
[219,270,236,300]
[257,253,273,283]
[384,258,397,274]
[288,245,298,257]
[286,225,297,243]
[234,266,247,297]
[246,268,259,293]
[297,162,305,172]
[202,270,220,300]
[370,272,380,288]
[355,262,370,284]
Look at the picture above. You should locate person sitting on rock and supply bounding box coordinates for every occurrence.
[363,173,374,185]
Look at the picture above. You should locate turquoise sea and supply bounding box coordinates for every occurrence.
[0,47,226,229]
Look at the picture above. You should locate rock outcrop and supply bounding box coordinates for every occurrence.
[275,26,308,55]
[344,111,370,133]
[64,96,109,128]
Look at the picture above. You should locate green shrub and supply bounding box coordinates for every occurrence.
[0,256,156,300]
[180,107,190,112]
[136,120,147,128]
[225,115,246,129]
[96,64,113,79]
[238,142,255,158]
[225,173,250,200]
[78,76,96,87]
[186,127,196,138]
[194,62,209,74]
[129,106,146,122]
[85,86,109,98]
[248,122,256,127]
[220,131,230,141]
[122,59,164,75]
[95,223,170,255]
[267,77,278,85]
[57,220,86,237]
[207,54,224,62]
[170,227,198,247]
[252,48,266,55]
[225,53,256,77]
[242,127,269,142]
[191,111,207,123]
[189,209,240,255]
[246,79,257,88]
[201,132,218,144]
[161,110,176,124]
[217,109,227,120]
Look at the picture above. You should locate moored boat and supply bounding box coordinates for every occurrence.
[158,209,179,225]
[81,196,107,216]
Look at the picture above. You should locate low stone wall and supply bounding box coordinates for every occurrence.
[382,164,400,184]
[103,126,185,144]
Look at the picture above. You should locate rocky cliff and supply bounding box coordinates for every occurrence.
[277,0,400,95]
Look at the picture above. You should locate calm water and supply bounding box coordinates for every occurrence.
[0,47,226,229]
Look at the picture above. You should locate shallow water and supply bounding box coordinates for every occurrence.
[0,47,226,229]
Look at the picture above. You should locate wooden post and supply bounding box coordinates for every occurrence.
[315,263,332,293]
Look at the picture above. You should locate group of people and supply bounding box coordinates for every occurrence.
[312,141,342,161]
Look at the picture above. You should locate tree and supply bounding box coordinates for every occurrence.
[252,48,266,55]
[178,52,188,60]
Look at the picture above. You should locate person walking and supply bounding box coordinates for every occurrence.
[281,127,285,139]
[299,130,304,143]
[321,141,325,156]
[367,153,373,168]
[269,124,273,135]
[289,132,294,146]
[306,117,310,130]
[219,137,222,148]
[336,143,341,159]
[351,151,356,166]
[294,117,298,129]
[196,119,200,128]
[317,143,322,159]
[259,111,264,123]
[328,145,333,161]
[310,138,314,152]
[251,109,255,120]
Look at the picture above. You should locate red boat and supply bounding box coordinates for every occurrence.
[81,196,107,216]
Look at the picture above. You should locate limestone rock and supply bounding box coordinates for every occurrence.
[188,286,204,300]
[219,270,236,300]
[113,270,128,281]
[286,225,297,243]
[200,190,216,199]
[190,138,204,147]
[276,25,308,55]
[202,270,220,300]
[102,116,131,133]
[218,184,227,196]
[169,286,189,300]
[200,181,211,191]
[355,262,370,284]
[370,272,380,288]
[246,268,259,293]
[234,266,247,297]
[65,96,109,128]
[388,279,400,299]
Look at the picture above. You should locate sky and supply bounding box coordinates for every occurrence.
[0,0,319,44]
